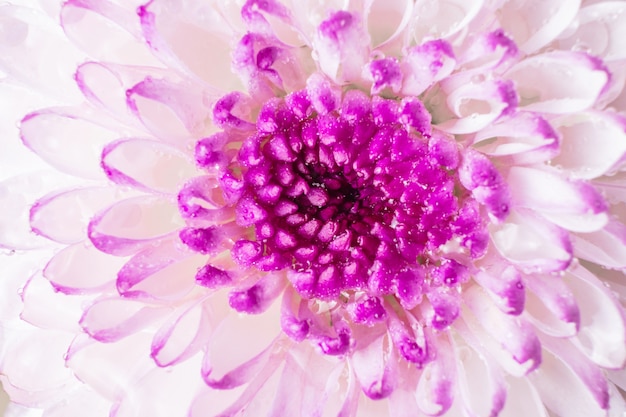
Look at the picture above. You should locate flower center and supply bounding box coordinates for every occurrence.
[228,88,488,305]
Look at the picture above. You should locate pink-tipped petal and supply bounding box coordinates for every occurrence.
[410,0,483,43]
[497,0,580,53]
[473,111,559,165]
[115,239,201,300]
[20,109,117,180]
[102,139,199,194]
[558,2,626,62]
[529,349,607,417]
[88,196,183,256]
[314,10,370,84]
[30,187,127,244]
[202,301,282,389]
[507,166,608,232]
[351,329,398,400]
[61,0,158,66]
[151,300,214,367]
[492,210,572,273]
[524,273,580,337]
[464,286,542,376]
[505,51,609,114]
[415,332,455,416]
[564,263,626,369]
[126,77,212,143]
[551,111,626,180]
[539,335,609,410]
[474,265,525,315]
[80,297,168,343]
[400,39,455,97]
[454,339,507,417]
[43,242,123,294]
[574,220,626,269]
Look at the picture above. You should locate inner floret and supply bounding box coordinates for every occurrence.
[228,88,488,304]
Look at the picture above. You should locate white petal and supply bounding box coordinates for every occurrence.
[505,51,609,114]
[497,0,581,53]
[552,111,626,180]
[564,263,626,369]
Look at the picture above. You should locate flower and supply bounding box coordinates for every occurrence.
[2,0,626,416]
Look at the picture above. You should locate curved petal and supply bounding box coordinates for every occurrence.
[400,39,455,97]
[463,286,542,376]
[497,376,549,417]
[551,111,626,180]
[125,77,213,143]
[20,272,85,332]
[201,300,282,388]
[523,272,580,337]
[410,0,483,43]
[473,112,559,165]
[574,220,626,269]
[137,0,240,88]
[507,166,608,232]
[491,210,573,273]
[102,139,199,194]
[366,0,413,50]
[564,263,626,369]
[80,297,169,343]
[558,1,626,62]
[453,338,506,417]
[437,79,518,135]
[539,335,609,410]
[313,10,370,84]
[265,346,343,417]
[20,109,118,179]
[30,186,128,244]
[43,242,123,294]
[415,332,456,416]
[61,0,159,66]
[151,299,215,367]
[529,349,607,417]
[88,195,183,256]
[116,239,200,300]
[505,51,609,114]
[110,354,204,417]
[350,328,398,400]
[473,265,525,315]
[497,0,580,53]
[75,61,172,126]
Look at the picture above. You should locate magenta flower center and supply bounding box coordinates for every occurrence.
[217,88,490,309]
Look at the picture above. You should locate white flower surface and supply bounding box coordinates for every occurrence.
[1,1,626,417]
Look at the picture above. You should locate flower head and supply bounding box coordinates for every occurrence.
[2,0,626,416]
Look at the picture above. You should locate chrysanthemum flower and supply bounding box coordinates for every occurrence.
[2,0,626,416]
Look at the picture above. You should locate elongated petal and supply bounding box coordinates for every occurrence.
[88,196,183,256]
[564,263,626,369]
[464,286,542,376]
[80,297,168,343]
[102,139,199,194]
[497,0,580,53]
[551,111,626,180]
[31,187,127,244]
[530,349,607,417]
[20,109,117,179]
[491,210,572,272]
[507,166,608,232]
[43,242,122,294]
[505,51,609,113]
[558,2,626,62]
